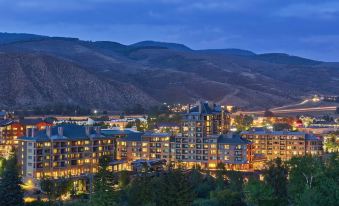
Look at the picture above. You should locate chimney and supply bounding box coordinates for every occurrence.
[30,127,36,137]
[95,126,101,135]
[198,101,202,113]
[208,101,214,110]
[58,127,64,136]
[26,128,30,137]
[46,126,52,138]
[85,126,91,136]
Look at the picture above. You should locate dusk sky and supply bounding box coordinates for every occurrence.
[1,0,339,61]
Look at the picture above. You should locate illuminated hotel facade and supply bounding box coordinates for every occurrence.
[173,101,251,169]
[241,131,323,161]
[0,120,24,158]
[115,102,253,170]
[16,102,324,188]
[0,119,52,158]
[17,124,118,186]
[115,132,253,171]
[116,132,173,162]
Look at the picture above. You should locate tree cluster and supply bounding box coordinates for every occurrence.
[0,155,24,206]
[2,154,338,206]
[245,155,339,206]
[234,115,253,131]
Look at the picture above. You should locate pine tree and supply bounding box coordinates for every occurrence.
[91,156,117,206]
[264,158,288,205]
[0,155,24,206]
[127,175,155,206]
[155,169,195,206]
[0,157,6,177]
[244,177,276,206]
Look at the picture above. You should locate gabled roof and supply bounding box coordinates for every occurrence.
[241,131,306,136]
[305,134,321,141]
[118,132,171,142]
[312,120,337,125]
[18,124,104,142]
[19,118,46,125]
[119,133,144,142]
[188,101,225,115]
[101,129,140,136]
[0,119,14,127]
[218,133,251,144]
[143,132,171,137]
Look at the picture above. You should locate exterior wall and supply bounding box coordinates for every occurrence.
[33,122,53,130]
[116,133,253,171]
[116,134,173,163]
[305,139,323,155]
[242,132,323,161]
[18,137,115,184]
[115,102,253,171]
[0,121,53,158]
[217,143,247,165]
[142,135,172,162]
[108,121,129,129]
[176,111,229,163]
[0,123,25,158]
[158,126,180,134]
[116,140,143,161]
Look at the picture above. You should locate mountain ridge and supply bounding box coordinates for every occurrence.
[0,32,338,110]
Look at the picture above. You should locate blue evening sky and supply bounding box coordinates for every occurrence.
[0,0,339,61]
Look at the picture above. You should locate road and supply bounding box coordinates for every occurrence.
[237,106,337,115]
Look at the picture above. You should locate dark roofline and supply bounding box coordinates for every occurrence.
[0,119,14,127]
[218,133,251,144]
[17,124,114,141]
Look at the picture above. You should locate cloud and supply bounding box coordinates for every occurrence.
[0,0,339,61]
[277,2,339,19]
[301,35,339,44]
[176,0,263,12]
[0,0,92,12]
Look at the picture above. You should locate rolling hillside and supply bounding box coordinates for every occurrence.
[0,32,338,110]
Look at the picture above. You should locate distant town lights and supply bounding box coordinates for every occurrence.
[312,95,320,102]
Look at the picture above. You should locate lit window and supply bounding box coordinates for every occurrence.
[208,163,216,168]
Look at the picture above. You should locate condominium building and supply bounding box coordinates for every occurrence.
[156,122,180,134]
[19,118,53,130]
[0,119,53,158]
[17,124,118,186]
[0,120,25,158]
[174,101,231,167]
[241,131,323,161]
[115,101,251,170]
[115,131,252,171]
[305,134,323,155]
[116,132,174,164]
[214,134,253,170]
